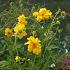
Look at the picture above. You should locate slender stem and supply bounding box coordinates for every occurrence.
[14,33,18,55]
[31,55,36,70]
[34,55,36,65]
[43,26,59,58]
[14,34,17,46]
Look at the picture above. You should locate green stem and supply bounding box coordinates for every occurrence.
[14,33,18,55]
[43,29,58,58]
[14,34,17,46]
[31,55,36,70]
[42,9,61,58]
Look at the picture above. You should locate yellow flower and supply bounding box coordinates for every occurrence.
[14,24,26,33]
[5,28,13,37]
[17,30,27,39]
[14,15,27,39]
[33,8,52,22]
[27,45,34,52]
[36,16,42,22]
[25,36,41,55]
[39,8,52,19]
[18,15,27,25]
[15,56,21,63]
[33,12,38,17]
[33,46,41,55]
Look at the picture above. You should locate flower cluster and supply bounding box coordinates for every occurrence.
[14,15,27,39]
[1,1,68,69]
[25,36,41,55]
[5,15,27,39]
[33,8,52,22]
[4,14,42,56]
